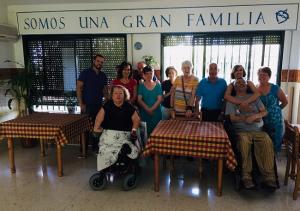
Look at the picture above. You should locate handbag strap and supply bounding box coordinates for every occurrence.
[181,76,188,106]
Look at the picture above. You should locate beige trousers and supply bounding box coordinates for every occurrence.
[237,131,275,181]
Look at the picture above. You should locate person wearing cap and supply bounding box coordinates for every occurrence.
[225,78,276,190]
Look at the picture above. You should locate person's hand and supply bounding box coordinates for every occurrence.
[130,129,138,144]
[93,127,103,138]
[195,111,201,120]
[80,103,86,113]
[146,108,154,116]
[185,109,193,118]
[239,102,252,112]
[245,115,258,124]
[170,109,175,119]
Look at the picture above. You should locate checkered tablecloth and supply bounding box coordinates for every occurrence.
[143,120,237,170]
[0,112,92,146]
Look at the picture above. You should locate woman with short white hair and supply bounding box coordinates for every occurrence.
[170,60,199,119]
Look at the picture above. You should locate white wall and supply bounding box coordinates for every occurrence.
[0,0,15,68]
[5,0,300,123]
[131,34,161,69]
[8,0,299,68]
[0,0,7,23]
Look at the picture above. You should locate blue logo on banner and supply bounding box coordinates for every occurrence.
[275,9,289,24]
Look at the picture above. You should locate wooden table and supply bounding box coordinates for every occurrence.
[0,112,91,176]
[143,119,237,196]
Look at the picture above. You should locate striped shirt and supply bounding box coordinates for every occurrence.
[173,75,199,115]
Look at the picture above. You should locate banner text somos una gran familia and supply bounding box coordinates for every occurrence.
[22,12,268,30]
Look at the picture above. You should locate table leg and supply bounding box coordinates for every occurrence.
[7,138,16,174]
[56,143,63,177]
[217,159,223,196]
[80,133,86,158]
[40,139,46,157]
[154,153,160,192]
[198,158,203,179]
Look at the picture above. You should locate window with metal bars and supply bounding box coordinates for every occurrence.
[162,31,284,85]
[23,34,127,109]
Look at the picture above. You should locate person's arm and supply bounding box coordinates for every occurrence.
[163,92,171,98]
[242,81,260,104]
[131,84,138,104]
[76,80,86,112]
[194,96,201,119]
[161,81,169,98]
[277,87,288,109]
[245,105,267,124]
[131,111,140,130]
[226,101,245,122]
[94,108,105,132]
[137,95,151,113]
[186,81,197,118]
[150,83,163,111]
[103,85,109,102]
[170,85,175,109]
[150,95,162,111]
[229,113,246,123]
[224,84,242,105]
[169,85,176,118]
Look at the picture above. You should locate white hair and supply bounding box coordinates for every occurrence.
[181,60,193,68]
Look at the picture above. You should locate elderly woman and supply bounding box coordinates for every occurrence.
[93,85,140,172]
[170,60,199,119]
[224,65,261,112]
[111,61,137,104]
[257,67,288,152]
[138,65,162,134]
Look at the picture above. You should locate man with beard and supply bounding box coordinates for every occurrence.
[77,54,108,153]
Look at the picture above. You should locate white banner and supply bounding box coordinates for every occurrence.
[17,4,299,35]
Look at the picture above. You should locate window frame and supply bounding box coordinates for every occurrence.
[161,31,285,85]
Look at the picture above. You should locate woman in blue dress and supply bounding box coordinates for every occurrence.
[257,67,288,152]
[137,66,162,135]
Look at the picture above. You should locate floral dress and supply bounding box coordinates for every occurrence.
[260,84,284,152]
[97,130,139,171]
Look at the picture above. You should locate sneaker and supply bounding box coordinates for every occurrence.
[243,179,255,189]
[263,180,277,190]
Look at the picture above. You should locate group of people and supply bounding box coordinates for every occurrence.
[76,54,288,189]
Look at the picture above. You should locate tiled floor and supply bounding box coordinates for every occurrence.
[0,141,299,211]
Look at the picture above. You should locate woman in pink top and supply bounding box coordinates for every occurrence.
[111,61,137,104]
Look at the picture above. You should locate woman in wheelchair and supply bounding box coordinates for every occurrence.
[90,85,141,191]
[225,78,277,190]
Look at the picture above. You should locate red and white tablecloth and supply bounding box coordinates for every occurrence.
[0,112,92,145]
[143,119,237,170]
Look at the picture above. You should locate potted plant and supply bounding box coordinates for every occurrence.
[3,60,34,116]
[2,60,37,148]
[64,90,77,114]
[142,55,161,81]
[142,55,158,67]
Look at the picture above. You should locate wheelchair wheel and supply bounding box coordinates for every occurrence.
[122,174,137,191]
[89,173,107,191]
